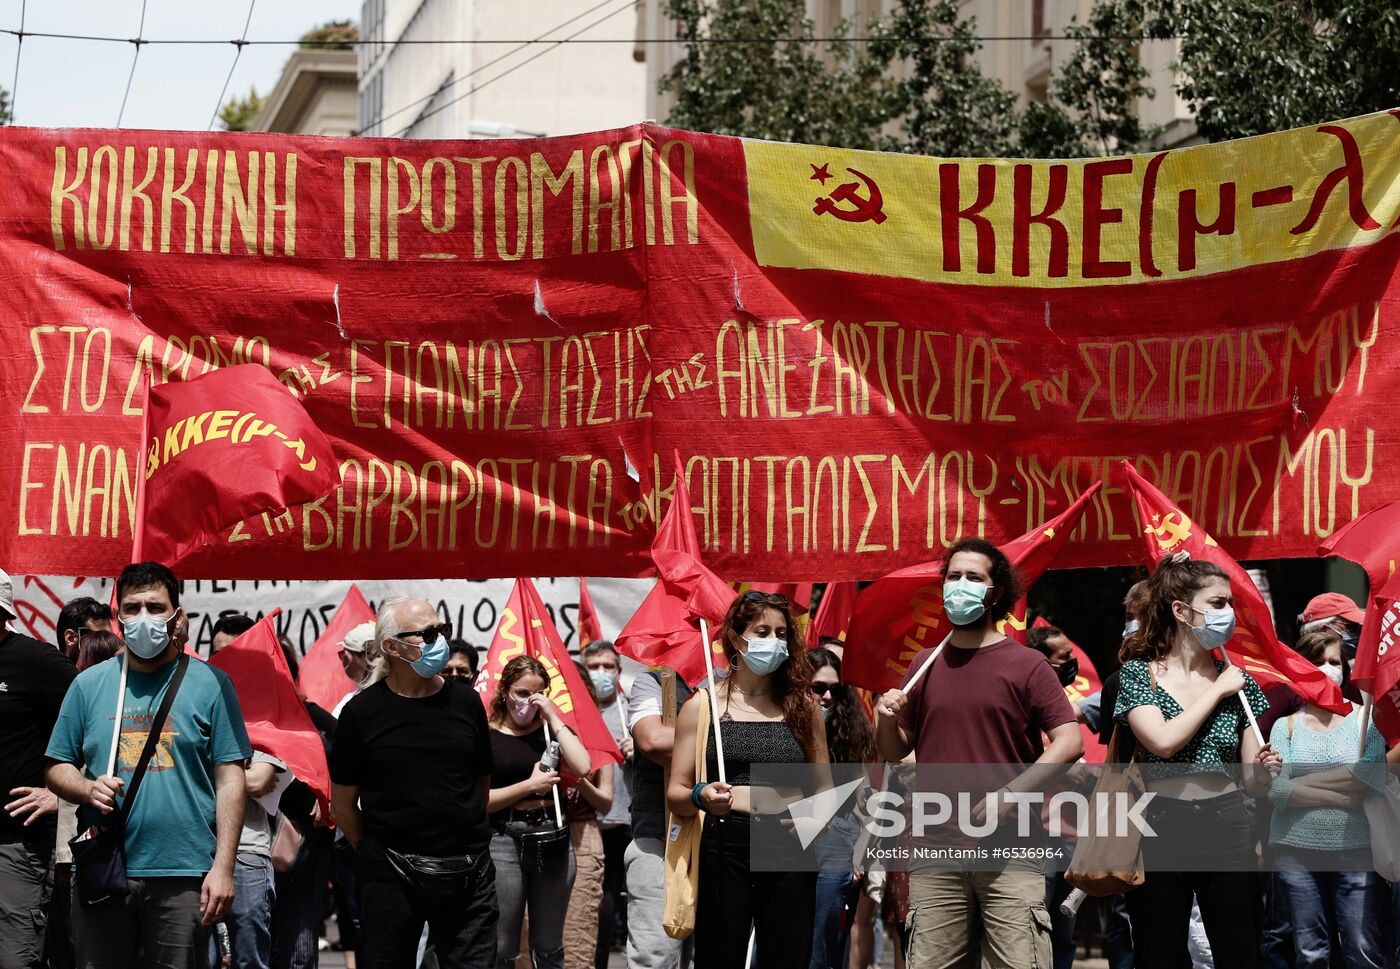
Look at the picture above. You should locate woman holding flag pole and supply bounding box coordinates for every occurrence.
[1113,552,1280,969]
[486,656,591,969]
[667,590,830,969]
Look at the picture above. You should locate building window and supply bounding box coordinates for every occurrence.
[1032,0,1045,38]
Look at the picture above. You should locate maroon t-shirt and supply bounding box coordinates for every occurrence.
[897,638,1077,765]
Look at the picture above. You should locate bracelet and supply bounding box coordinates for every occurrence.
[691,782,708,809]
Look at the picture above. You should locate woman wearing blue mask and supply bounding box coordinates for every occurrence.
[667,591,830,969]
[1113,556,1278,969]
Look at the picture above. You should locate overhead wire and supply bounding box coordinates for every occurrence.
[208,0,257,131]
[355,0,622,136]
[6,0,25,124]
[116,0,149,127]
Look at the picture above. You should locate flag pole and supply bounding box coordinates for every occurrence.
[131,375,152,563]
[1216,647,1266,748]
[541,720,565,829]
[699,618,728,785]
[1358,692,1374,761]
[900,631,953,695]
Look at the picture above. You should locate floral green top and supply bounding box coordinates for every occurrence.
[1113,659,1268,770]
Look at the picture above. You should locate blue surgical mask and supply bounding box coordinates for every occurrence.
[1189,607,1236,650]
[943,578,989,626]
[121,614,171,660]
[1122,619,1140,639]
[741,637,789,676]
[407,633,449,678]
[589,669,617,700]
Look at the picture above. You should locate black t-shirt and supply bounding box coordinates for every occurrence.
[488,726,546,823]
[329,679,493,855]
[0,631,76,844]
[630,670,694,841]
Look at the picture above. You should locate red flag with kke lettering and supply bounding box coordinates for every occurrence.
[1353,573,1400,743]
[298,585,374,712]
[1119,460,1348,714]
[810,582,858,643]
[577,578,604,647]
[843,484,1101,693]
[477,578,622,774]
[136,364,341,567]
[210,611,331,812]
[1031,617,1106,764]
[615,454,736,685]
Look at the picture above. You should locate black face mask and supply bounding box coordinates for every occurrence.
[1055,658,1079,688]
[1340,628,1360,662]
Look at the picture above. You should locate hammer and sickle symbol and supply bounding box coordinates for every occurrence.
[813,168,887,224]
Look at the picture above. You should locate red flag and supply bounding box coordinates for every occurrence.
[1318,499,1400,590]
[476,579,622,773]
[209,612,331,811]
[1031,617,1106,765]
[1353,571,1400,742]
[1119,460,1347,714]
[843,484,1101,693]
[810,582,858,643]
[136,365,341,566]
[577,578,604,647]
[298,585,374,712]
[615,453,736,685]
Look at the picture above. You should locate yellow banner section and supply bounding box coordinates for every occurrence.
[745,110,1400,288]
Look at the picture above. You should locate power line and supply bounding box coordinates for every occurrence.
[0,27,1166,47]
[393,0,639,137]
[356,0,623,136]
[208,0,257,131]
[7,0,25,124]
[116,0,149,127]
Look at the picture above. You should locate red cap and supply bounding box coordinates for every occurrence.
[1300,592,1365,625]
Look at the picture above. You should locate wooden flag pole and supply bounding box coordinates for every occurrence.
[699,618,728,785]
[1216,648,1266,748]
[900,631,954,695]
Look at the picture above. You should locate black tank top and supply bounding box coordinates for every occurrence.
[704,719,806,784]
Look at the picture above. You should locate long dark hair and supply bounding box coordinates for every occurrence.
[76,630,123,672]
[490,655,551,725]
[720,594,818,760]
[809,647,876,764]
[1120,557,1230,664]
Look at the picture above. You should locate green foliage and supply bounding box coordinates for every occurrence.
[299,20,360,50]
[219,87,267,132]
[660,0,1400,159]
[0,86,10,126]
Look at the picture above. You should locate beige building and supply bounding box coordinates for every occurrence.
[636,0,1197,148]
[357,0,647,140]
[254,48,359,136]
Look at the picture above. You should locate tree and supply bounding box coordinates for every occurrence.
[0,86,11,125]
[219,87,267,132]
[299,20,360,50]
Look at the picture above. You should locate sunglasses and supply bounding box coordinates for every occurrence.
[810,682,841,698]
[741,591,790,607]
[393,622,453,644]
[444,670,476,683]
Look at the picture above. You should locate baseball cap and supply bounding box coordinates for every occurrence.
[340,621,376,653]
[1301,592,1365,625]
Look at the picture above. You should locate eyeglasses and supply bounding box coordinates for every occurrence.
[392,622,453,644]
[508,688,535,701]
[741,591,789,607]
[810,682,841,698]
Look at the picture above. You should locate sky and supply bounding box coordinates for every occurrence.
[0,0,360,130]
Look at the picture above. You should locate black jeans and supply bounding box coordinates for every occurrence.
[1124,790,1260,969]
[354,839,498,969]
[595,825,629,969]
[695,816,816,969]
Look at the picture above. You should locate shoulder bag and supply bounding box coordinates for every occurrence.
[69,654,190,906]
[662,688,711,940]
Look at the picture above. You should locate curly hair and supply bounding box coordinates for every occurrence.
[941,538,1025,624]
[721,594,818,760]
[1120,558,1230,664]
[490,655,551,725]
[808,647,876,764]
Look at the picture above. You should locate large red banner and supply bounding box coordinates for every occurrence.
[2,113,1397,580]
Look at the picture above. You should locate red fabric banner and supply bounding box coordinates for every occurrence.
[476,578,622,773]
[1,116,1397,580]
[297,584,374,712]
[1118,460,1348,713]
[136,365,341,566]
[843,484,1101,692]
[209,611,331,811]
[615,453,735,685]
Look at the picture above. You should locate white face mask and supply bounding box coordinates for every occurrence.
[1321,663,1344,686]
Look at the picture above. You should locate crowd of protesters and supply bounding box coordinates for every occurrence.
[0,545,1396,969]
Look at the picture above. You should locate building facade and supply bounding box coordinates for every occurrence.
[254,49,359,136]
[358,0,647,140]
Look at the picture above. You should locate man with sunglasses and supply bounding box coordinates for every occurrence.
[329,596,497,969]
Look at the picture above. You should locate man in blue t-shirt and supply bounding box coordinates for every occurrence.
[46,562,251,969]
